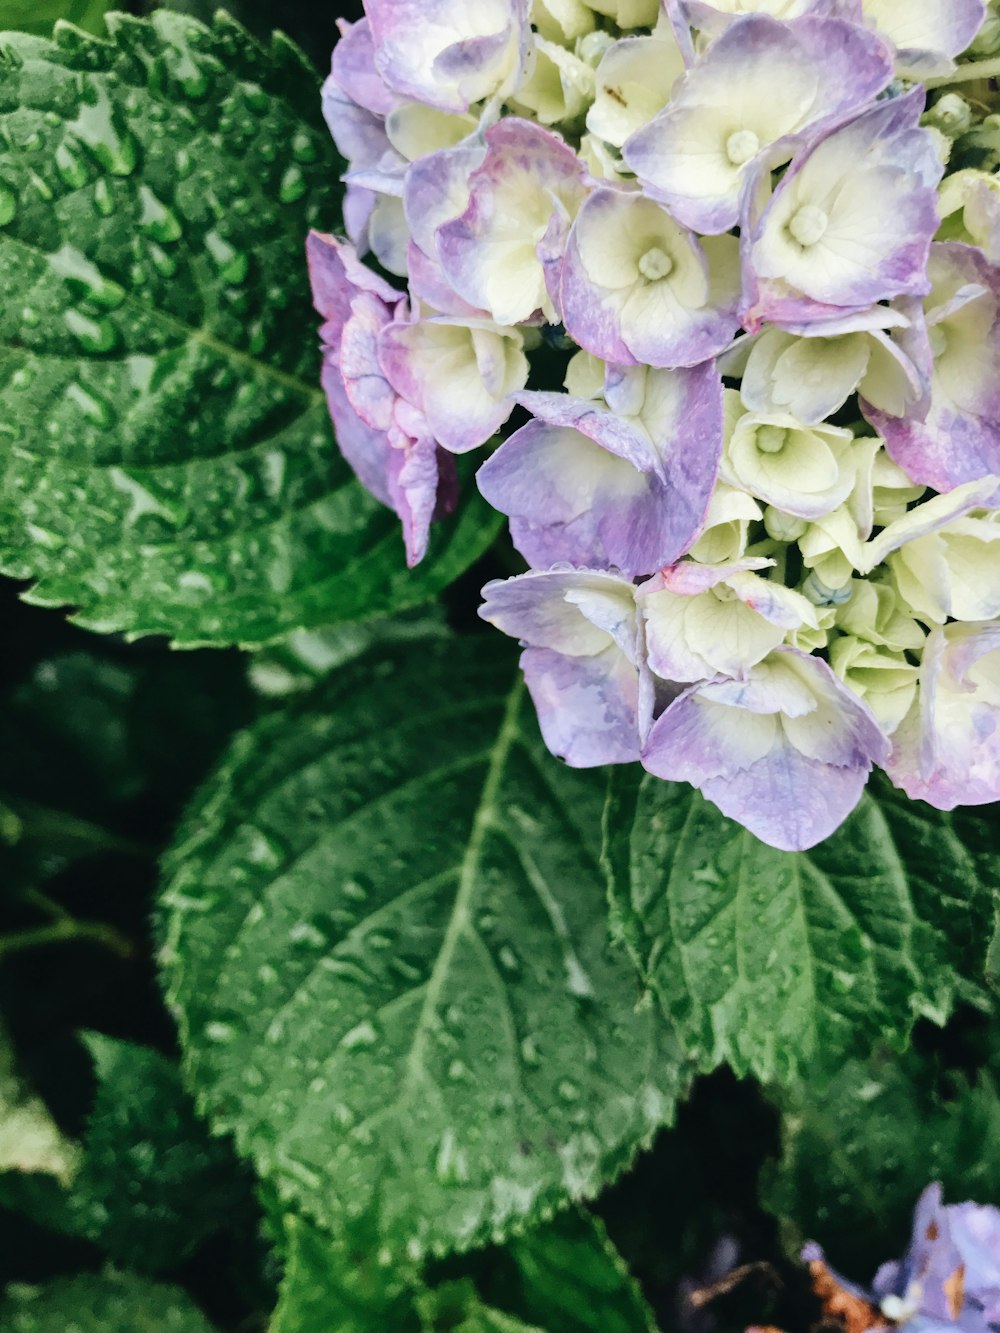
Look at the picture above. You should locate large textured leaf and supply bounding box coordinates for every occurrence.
[160,638,689,1258]
[0,14,499,646]
[0,1270,216,1331]
[603,770,995,1083]
[762,1035,1000,1277]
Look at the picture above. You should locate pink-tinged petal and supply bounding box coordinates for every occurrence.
[478,365,722,575]
[671,0,863,45]
[642,649,889,850]
[479,568,646,765]
[886,622,1000,809]
[404,243,474,316]
[435,119,589,325]
[521,646,643,765]
[379,315,527,452]
[403,138,488,259]
[560,188,741,368]
[863,0,987,77]
[385,426,453,568]
[623,14,892,235]
[321,74,404,177]
[341,289,403,432]
[306,232,452,566]
[319,349,394,508]
[864,244,1000,491]
[479,567,640,657]
[743,90,941,328]
[366,0,530,112]
[331,18,401,116]
[307,231,401,338]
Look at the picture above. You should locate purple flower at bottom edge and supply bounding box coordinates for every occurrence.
[806,1185,1000,1333]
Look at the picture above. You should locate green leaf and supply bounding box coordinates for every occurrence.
[161,638,689,1259]
[762,1036,1000,1278]
[271,1211,420,1333]
[0,1019,80,1183]
[501,1209,657,1333]
[79,1034,249,1270]
[418,1280,545,1333]
[603,769,994,1084]
[0,1269,217,1331]
[0,1034,249,1272]
[0,1,110,36]
[0,14,499,647]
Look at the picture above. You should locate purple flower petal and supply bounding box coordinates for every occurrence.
[560,187,741,368]
[306,231,450,566]
[864,0,987,78]
[365,0,531,112]
[379,315,528,452]
[863,244,1000,491]
[886,623,1000,810]
[641,648,889,849]
[479,568,649,765]
[742,90,942,328]
[477,364,723,576]
[623,14,892,235]
[435,118,588,325]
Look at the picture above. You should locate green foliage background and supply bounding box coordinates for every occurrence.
[0,3,996,1331]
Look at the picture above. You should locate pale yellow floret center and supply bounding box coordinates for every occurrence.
[725,129,760,166]
[638,246,674,281]
[756,424,789,454]
[788,204,829,248]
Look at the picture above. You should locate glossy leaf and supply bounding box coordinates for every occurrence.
[603,770,995,1083]
[160,638,689,1258]
[0,14,498,647]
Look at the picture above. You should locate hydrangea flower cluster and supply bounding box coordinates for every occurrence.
[308,0,1000,850]
[803,1183,1000,1333]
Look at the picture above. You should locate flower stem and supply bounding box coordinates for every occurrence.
[927,56,1000,88]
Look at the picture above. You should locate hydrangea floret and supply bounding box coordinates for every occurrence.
[310,0,1000,851]
[803,1183,1000,1333]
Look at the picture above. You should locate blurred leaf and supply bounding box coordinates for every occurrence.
[0,1269,217,1330]
[762,1032,1000,1279]
[270,1211,419,1333]
[502,1208,658,1333]
[417,1280,545,1333]
[0,1034,249,1274]
[0,1,110,37]
[0,1019,80,1183]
